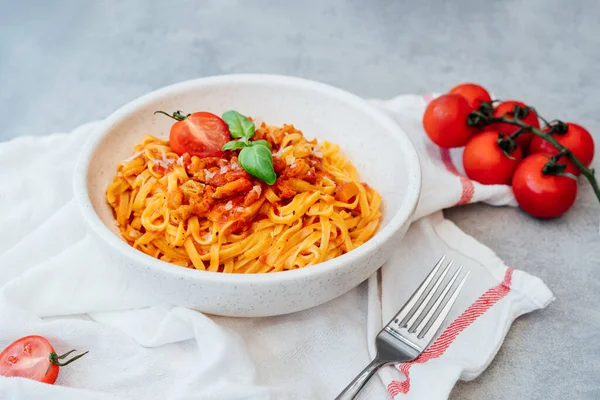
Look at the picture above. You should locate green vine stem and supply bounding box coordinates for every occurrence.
[469,108,600,203]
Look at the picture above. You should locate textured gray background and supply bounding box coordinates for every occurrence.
[1,0,599,399]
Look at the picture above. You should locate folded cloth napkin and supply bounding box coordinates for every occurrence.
[0,94,553,400]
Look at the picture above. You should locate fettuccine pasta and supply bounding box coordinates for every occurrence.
[106,121,381,273]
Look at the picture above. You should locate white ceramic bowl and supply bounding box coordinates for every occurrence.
[74,74,421,317]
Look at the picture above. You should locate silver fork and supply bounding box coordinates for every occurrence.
[335,256,469,400]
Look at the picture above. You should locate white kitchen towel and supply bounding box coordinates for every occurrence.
[0,94,553,400]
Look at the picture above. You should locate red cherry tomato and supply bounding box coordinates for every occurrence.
[422,94,478,148]
[530,122,594,169]
[489,101,540,151]
[449,83,492,109]
[156,111,230,158]
[512,153,578,219]
[462,131,523,185]
[0,336,88,384]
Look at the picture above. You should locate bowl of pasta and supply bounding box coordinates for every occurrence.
[74,74,421,317]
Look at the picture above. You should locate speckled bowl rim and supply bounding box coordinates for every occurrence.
[73,74,422,284]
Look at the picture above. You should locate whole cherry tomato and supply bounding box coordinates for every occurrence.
[489,101,540,152]
[155,110,230,158]
[530,122,594,169]
[0,335,88,384]
[449,83,492,109]
[422,94,478,148]
[463,131,523,185]
[512,153,578,219]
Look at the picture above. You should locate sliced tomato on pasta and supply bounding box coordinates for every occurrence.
[168,112,230,158]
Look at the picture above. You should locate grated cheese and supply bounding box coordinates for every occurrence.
[204,169,215,180]
[123,151,144,163]
[313,145,323,158]
[274,146,291,157]
[154,158,174,169]
[323,176,335,185]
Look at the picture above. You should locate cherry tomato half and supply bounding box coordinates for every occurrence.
[530,122,594,169]
[0,335,87,384]
[157,111,230,158]
[422,94,478,148]
[489,101,540,152]
[463,131,523,185]
[512,153,578,219]
[449,83,492,109]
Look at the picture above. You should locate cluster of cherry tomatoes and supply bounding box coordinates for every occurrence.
[423,83,595,219]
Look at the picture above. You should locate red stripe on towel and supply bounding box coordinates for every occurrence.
[439,147,475,205]
[387,268,514,397]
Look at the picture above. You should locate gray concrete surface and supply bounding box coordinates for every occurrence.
[1,0,599,398]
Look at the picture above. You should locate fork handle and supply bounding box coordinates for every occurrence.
[334,359,386,400]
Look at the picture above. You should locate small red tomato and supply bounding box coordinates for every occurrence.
[0,335,88,384]
[463,131,523,185]
[449,83,492,109]
[530,122,594,169]
[489,101,540,151]
[422,94,478,148]
[155,111,230,158]
[512,153,578,219]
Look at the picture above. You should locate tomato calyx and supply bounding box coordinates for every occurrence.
[497,132,519,160]
[478,100,495,115]
[546,120,569,135]
[466,111,486,127]
[46,349,89,374]
[510,104,531,120]
[542,153,578,181]
[467,101,496,127]
[154,110,190,121]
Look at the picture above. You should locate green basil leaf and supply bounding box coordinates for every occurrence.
[222,140,248,151]
[222,110,255,139]
[239,145,277,185]
[250,139,271,149]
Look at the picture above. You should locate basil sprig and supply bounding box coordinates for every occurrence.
[221,111,277,185]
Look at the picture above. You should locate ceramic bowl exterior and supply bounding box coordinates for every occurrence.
[73,74,421,317]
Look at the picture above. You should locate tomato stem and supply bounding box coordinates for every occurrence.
[154,110,190,121]
[508,127,527,141]
[528,107,552,128]
[49,350,89,367]
[469,109,600,203]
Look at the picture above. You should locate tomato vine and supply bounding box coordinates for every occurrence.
[467,103,600,203]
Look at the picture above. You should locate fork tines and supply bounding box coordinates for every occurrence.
[387,255,469,344]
